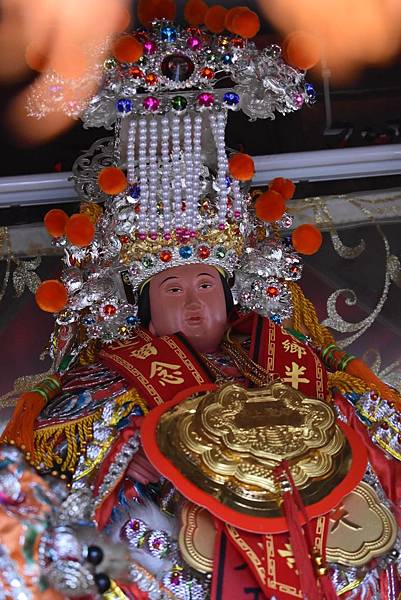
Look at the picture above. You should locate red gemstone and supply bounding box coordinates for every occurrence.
[145,73,158,86]
[120,235,130,243]
[200,67,214,80]
[398,434,401,444]
[198,245,210,259]
[370,391,379,401]
[381,422,389,430]
[160,250,172,263]
[232,37,245,48]
[103,304,117,316]
[129,66,143,79]
[266,286,279,297]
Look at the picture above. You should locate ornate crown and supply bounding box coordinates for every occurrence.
[34,16,317,363]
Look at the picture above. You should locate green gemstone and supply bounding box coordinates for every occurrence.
[171,96,188,112]
[142,256,154,268]
[215,246,226,259]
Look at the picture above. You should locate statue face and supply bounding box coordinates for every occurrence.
[149,264,228,353]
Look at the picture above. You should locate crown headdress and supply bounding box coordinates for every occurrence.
[34,15,318,364]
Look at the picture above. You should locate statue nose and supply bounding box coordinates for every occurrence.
[184,287,202,307]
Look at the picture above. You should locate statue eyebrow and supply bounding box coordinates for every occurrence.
[197,273,216,278]
[159,276,180,286]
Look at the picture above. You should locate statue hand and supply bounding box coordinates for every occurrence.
[126,447,160,485]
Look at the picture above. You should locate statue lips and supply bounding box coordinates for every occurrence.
[184,313,204,327]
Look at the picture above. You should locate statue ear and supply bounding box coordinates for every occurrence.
[149,321,156,335]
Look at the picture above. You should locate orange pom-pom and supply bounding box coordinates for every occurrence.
[184,0,208,25]
[232,9,260,38]
[113,35,143,63]
[204,5,227,33]
[65,214,95,247]
[224,7,248,33]
[35,280,68,313]
[228,153,255,181]
[98,166,128,195]
[292,224,322,255]
[44,208,69,238]
[138,0,176,25]
[269,177,296,201]
[255,190,286,222]
[283,31,321,70]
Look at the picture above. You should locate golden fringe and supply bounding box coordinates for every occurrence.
[80,201,103,223]
[289,282,371,398]
[79,339,101,366]
[328,371,371,396]
[32,409,101,473]
[289,282,335,348]
[32,388,148,475]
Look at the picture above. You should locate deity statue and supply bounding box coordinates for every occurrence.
[1,8,401,600]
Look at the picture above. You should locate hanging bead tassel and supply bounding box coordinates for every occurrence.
[170,114,183,235]
[137,117,149,238]
[127,119,136,185]
[209,111,229,228]
[148,117,159,239]
[183,114,194,236]
[0,375,61,457]
[160,115,172,239]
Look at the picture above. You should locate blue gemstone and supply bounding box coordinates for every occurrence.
[160,25,177,42]
[83,316,95,325]
[270,313,283,324]
[305,83,316,101]
[225,176,232,187]
[126,315,139,326]
[223,54,233,65]
[179,245,193,259]
[129,185,141,199]
[116,98,133,113]
[223,92,239,106]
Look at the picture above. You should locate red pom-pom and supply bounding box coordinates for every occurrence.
[283,31,321,70]
[98,166,128,195]
[204,5,227,33]
[35,280,68,313]
[292,224,322,255]
[113,35,143,63]
[44,209,69,238]
[65,214,95,247]
[232,9,260,38]
[269,177,296,201]
[228,153,255,181]
[224,7,248,33]
[255,190,286,222]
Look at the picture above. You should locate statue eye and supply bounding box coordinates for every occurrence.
[167,286,182,293]
[199,282,212,289]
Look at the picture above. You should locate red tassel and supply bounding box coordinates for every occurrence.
[275,461,339,600]
[0,375,61,457]
[280,484,322,600]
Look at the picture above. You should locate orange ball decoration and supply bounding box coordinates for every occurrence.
[204,5,228,33]
[255,190,286,222]
[269,177,296,201]
[184,0,208,26]
[283,31,321,70]
[35,280,68,313]
[98,166,128,195]
[228,153,255,181]
[113,35,143,63]
[138,0,176,25]
[232,9,260,39]
[224,7,248,33]
[65,214,95,247]
[44,208,69,238]
[292,224,323,255]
